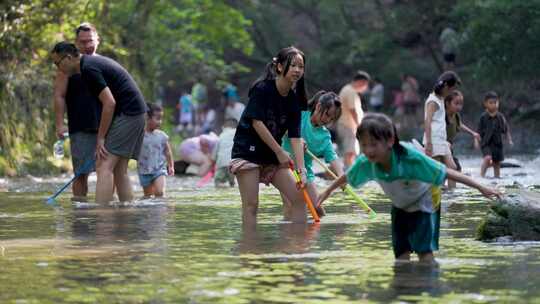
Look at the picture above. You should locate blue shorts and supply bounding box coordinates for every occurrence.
[138,171,166,188]
[70,131,97,175]
[391,206,441,258]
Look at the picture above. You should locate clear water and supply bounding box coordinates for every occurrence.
[1,155,540,303]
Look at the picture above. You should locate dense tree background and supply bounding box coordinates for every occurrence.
[1,0,539,175]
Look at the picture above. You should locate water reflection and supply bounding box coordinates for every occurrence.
[390,261,444,297]
[237,222,321,255]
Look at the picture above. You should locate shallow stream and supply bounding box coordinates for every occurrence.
[1,155,540,303]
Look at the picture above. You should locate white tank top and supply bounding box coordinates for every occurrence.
[423,92,447,144]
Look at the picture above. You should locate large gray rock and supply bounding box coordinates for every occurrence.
[477,189,540,241]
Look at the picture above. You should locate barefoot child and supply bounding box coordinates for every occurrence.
[230,46,308,226]
[137,103,174,197]
[282,90,344,217]
[445,90,480,187]
[423,71,461,188]
[318,113,501,263]
[478,91,513,178]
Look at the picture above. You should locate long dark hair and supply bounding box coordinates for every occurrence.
[307,90,342,121]
[249,46,308,106]
[433,71,461,95]
[356,113,406,157]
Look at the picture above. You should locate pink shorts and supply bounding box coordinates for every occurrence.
[229,158,288,186]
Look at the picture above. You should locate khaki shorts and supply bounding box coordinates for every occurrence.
[229,158,288,186]
[336,123,358,155]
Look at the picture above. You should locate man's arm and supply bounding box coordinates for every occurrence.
[96,87,116,159]
[53,71,69,138]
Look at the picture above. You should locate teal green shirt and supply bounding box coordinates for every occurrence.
[346,143,447,212]
[283,111,338,182]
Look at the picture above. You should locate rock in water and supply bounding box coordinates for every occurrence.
[477,189,540,241]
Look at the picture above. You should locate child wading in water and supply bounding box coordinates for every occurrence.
[479,91,513,178]
[282,91,344,217]
[423,71,461,188]
[230,46,308,226]
[137,103,174,198]
[317,113,501,263]
[445,90,480,187]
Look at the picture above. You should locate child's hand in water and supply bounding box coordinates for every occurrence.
[479,185,503,200]
[317,189,331,207]
[315,204,326,217]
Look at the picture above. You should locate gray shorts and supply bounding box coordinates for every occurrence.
[105,114,145,160]
[70,131,97,174]
[336,123,357,155]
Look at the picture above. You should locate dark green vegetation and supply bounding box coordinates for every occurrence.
[2,1,540,175]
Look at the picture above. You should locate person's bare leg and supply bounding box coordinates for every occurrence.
[443,154,457,189]
[418,252,436,264]
[272,168,307,223]
[493,161,501,178]
[95,155,119,203]
[397,251,411,261]
[113,157,133,202]
[72,174,89,200]
[480,155,491,177]
[143,184,154,198]
[281,191,293,221]
[306,182,325,216]
[153,175,166,197]
[237,169,260,227]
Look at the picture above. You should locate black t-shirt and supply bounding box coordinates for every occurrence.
[65,73,101,134]
[478,111,508,147]
[80,55,147,116]
[232,79,302,164]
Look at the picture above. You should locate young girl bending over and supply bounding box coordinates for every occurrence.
[318,113,500,263]
[230,46,308,226]
[282,91,343,217]
[423,71,461,187]
[137,103,174,198]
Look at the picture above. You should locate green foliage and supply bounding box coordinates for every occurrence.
[0,0,252,176]
[454,1,540,83]
[2,0,540,176]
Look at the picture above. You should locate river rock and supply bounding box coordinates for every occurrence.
[477,189,540,241]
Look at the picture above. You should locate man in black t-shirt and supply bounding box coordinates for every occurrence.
[53,23,102,201]
[52,41,147,203]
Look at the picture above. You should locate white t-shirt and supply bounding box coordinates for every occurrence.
[225,102,245,122]
[213,127,236,168]
[423,93,447,149]
[138,130,169,174]
[338,83,363,131]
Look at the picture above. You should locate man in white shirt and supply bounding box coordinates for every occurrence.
[336,70,370,168]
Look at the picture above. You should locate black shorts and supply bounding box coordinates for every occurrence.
[482,144,504,162]
[443,53,456,63]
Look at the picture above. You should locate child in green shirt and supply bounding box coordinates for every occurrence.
[282,91,344,217]
[317,113,501,263]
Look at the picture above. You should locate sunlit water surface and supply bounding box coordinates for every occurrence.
[1,154,540,303]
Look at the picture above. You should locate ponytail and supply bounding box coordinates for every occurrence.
[433,71,462,95]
